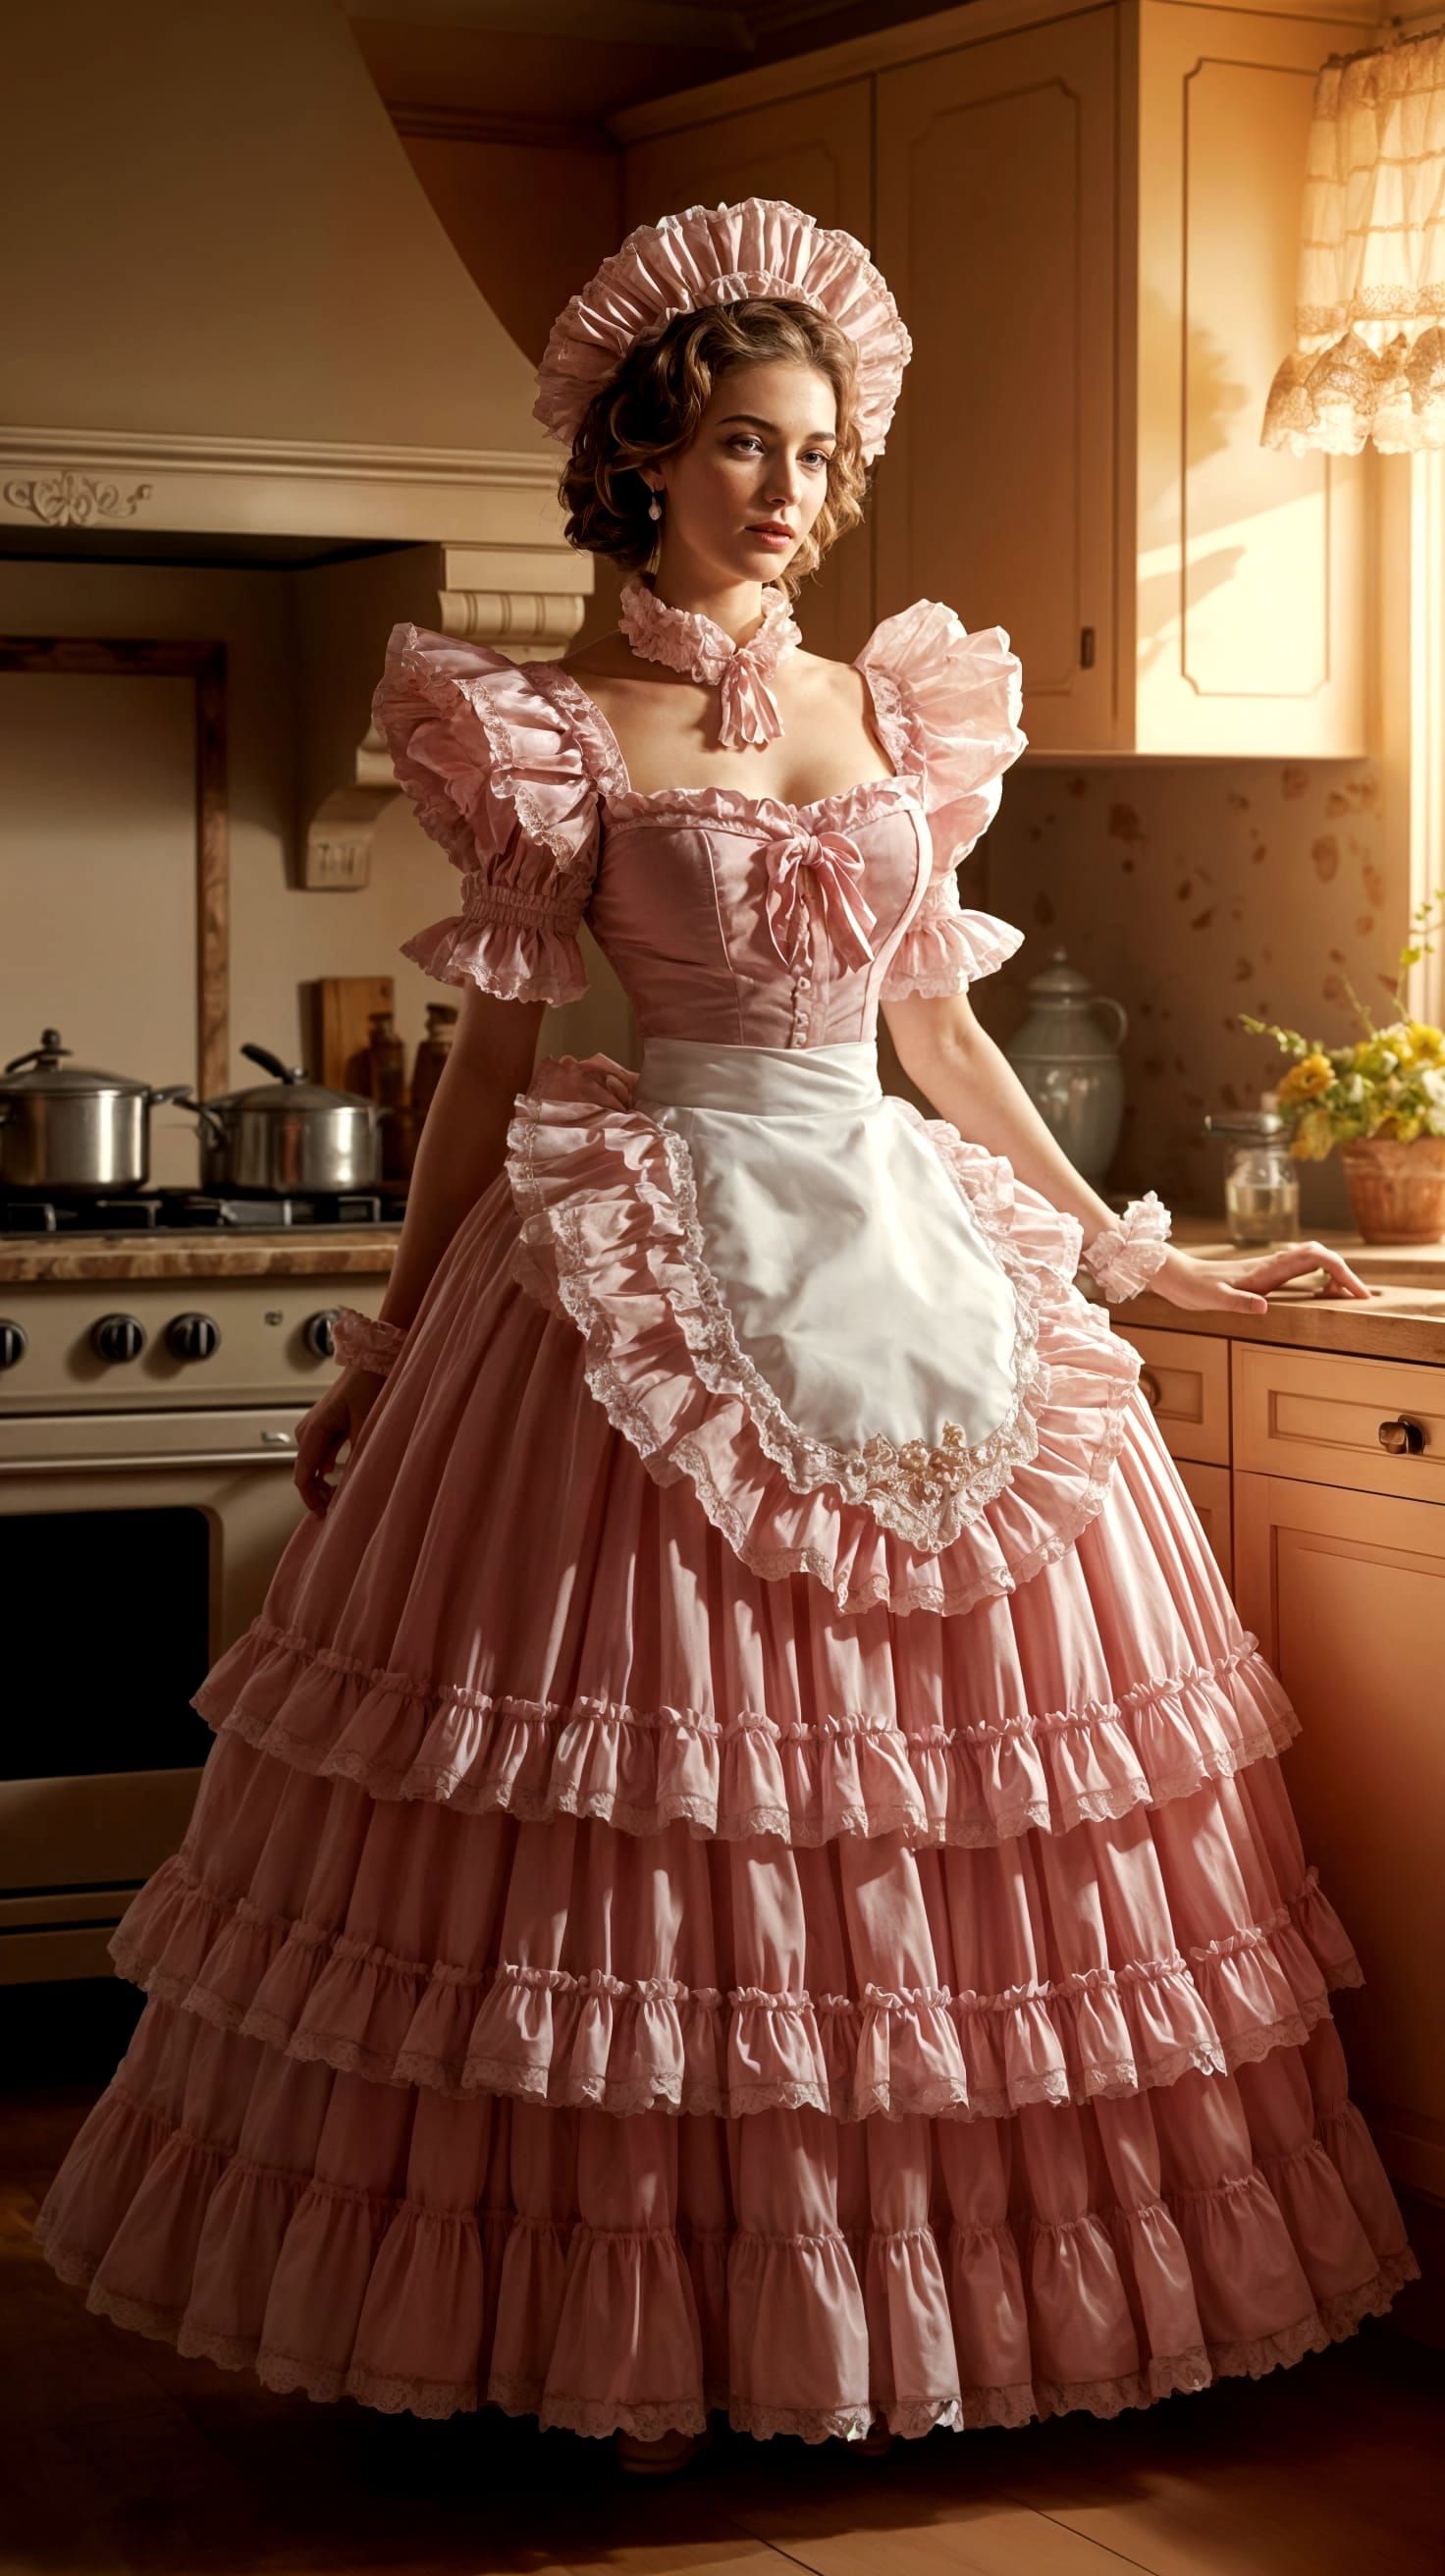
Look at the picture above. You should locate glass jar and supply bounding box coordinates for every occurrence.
[1205,1111,1300,1247]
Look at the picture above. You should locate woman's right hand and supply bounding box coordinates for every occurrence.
[293,1366,386,1516]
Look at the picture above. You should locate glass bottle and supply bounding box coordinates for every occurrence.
[410,1002,457,1136]
[1205,1110,1300,1247]
[367,1010,412,1186]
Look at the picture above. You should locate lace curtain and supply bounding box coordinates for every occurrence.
[1262,27,1445,454]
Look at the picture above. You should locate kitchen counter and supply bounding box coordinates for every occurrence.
[0,1225,401,1284]
[1121,1218,1445,1363]
[4,1219,1444,1361]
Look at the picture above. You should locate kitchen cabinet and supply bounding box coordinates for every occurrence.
[872,6,1118,749]
[1235,1469,1445,2206]
[1115,1312,1445,2245]
[613,0,1375,754]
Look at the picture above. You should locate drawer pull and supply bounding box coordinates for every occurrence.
[1377,1415,1426,1457]
[1139,1368,1162,1410]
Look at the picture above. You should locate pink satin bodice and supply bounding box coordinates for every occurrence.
[372,599,1030,1039]
[534,666,931,1048]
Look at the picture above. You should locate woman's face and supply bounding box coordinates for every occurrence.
[650,357,838,592]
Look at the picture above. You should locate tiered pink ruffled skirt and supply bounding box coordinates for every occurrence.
[31,1126,1418,2439]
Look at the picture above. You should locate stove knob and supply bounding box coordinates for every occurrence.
[166,1311,221,1362]
[303,1308,341,1359]
[0,1319,27,1369]
[92,1312,146,1363]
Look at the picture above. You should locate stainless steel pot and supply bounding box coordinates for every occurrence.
[0,1027,190,1194]
[176,1043,386,1194]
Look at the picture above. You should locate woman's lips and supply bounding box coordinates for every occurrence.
[746,525,794,546]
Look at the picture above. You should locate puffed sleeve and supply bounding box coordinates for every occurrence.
[372,623,600,1005]
[857,599,1028,1001]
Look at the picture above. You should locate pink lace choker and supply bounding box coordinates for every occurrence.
[617,572,802,748]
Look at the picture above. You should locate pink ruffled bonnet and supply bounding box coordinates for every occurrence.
[532,196,913,464]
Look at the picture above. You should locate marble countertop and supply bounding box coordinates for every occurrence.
[0,1226,401,1284]
[4,1213,1444,1365]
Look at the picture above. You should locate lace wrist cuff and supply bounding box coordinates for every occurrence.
[331,1308,408,1376]
[1082,1193,1172,1302]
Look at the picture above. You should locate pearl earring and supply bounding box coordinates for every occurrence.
[648,489,663,521]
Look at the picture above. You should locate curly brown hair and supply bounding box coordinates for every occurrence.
[556,297,870,600]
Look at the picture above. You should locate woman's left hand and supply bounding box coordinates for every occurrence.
[1148,1240,1378,1315]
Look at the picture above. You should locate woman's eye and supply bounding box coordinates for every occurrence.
[726,437,831,467]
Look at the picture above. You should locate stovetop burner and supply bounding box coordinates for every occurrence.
[1,1186,404,1236]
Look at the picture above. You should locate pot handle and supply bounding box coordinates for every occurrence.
[241,1042,306,1084]
[1092,994,1129,1048]
[169,1090,228,1145]
[145,1083,194,1107]
[4,1028,70,1075]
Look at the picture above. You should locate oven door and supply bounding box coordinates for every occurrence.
[0,1406,304,1982]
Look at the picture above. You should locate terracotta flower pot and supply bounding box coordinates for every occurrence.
[1340,1135,1445,1243]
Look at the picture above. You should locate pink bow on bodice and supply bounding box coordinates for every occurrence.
[765,827,879,973]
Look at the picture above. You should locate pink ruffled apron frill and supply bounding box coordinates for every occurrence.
[504,1047,1143,1619]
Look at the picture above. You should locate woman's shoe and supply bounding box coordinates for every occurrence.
[614,2421,716,2477]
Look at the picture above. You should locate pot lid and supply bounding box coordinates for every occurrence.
[1022,946,1096,1000]
[1,1027,149,1096]
[1205,1109,1287,1140]
[200,1042,375,1117]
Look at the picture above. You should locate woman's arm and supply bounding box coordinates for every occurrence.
[372,982,545,1333]
[293,984,544,1513]
[883,988,1374,1315]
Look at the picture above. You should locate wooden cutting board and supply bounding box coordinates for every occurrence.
[306,975,395,1096]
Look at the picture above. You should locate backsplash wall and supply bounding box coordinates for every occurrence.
[970,755,1403,1228]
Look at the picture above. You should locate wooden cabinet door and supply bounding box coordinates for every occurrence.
[874,10,1117,752]
[1235,1470,1445,2201]
[1130,4,1370,755]
[1177,1459,1233,1588]
[621,81,875,662]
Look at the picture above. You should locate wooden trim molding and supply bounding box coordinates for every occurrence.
[0,428,562,547]
[0,637,229,1099]
[606,0,1381,139]
[391,102,620,152]
[1408,449,1445,1033]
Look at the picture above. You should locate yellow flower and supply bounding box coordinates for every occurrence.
[1288,1106,1335,1160]
[1406,1020,1445,1061]
[1278,1051,1334,1104]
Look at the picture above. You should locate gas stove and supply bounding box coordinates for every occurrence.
[1,1185,404,1236]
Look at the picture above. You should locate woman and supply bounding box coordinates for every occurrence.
[33,198,1418,2478]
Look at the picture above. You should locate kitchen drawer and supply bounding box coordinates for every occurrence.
[1113,1324,1230,1465]
[1233,1344,1445,1505]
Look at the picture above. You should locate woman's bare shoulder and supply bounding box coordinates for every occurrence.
[558,633,638,681]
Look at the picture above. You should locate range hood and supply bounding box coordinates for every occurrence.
[0,0,587,649]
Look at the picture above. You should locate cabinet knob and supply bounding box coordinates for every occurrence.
[1377,1415,1426,1457]
[1139,1367,1162,1410]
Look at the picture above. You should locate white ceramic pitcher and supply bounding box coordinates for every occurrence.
[1002,947,1127,1183]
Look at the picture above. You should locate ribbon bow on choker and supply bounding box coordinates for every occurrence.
[765,828,878,972]
[617,573,803,750]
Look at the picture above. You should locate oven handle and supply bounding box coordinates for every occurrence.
[2,1431,298,1473]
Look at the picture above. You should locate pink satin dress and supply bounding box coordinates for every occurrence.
[32,599,1418,2442]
